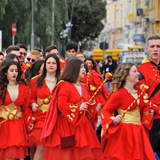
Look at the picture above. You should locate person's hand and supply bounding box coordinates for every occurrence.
[28,123,34,131]
[113,115,122,124]
[96,103,102,112]
[149,108,154,116]
[31,102,39,112]
[80,102,89,111]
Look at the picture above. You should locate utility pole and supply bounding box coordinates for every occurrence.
[51,0,55,45]
[68,0,76,42]
[31,0,34,50]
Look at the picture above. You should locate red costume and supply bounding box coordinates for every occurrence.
[137,61,160,155]
[41,81,102,160]
[28,76,53,146]
[0,84,32,159]
[81,69,109,107]
[137,61,160,118]
[21,63,31,79]
[59,58,66,72]
[101,87,155,160]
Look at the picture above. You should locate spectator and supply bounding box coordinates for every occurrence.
[102,55,118,92]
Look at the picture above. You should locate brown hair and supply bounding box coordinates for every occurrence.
[6,45,20,54]
[147,35,160,46]
[76,52,86,58]
[16,43,27,51]
[60,58,83,83]
[45,45,57,53]
[112,63,135,92]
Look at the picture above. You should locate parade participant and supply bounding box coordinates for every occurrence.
[44,45,66,72]
[44,45,59,58]
[137,35,160,158]
[101,63,155,160]
[41,58,102,160]
[82,57,109,142]
[6,53,20,63]
[6,45,20,57]
[26,60,45,83]
[24,50,41,79]
[76,52,88,72]
[34,48,44,60]
[102,55,117,92]
[17,43,28,66]
[28,54,60,160]
[0,51,4,66]
[83,57,109,108]
[66,41,78,59]
[0,59,34,160]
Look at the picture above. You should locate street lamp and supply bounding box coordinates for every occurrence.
[51,0,55,45]
[31,0,34,50]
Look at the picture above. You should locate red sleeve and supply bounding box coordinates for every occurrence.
[41,87,59,139]
[101,91,121,138]
[20,85,34,125]
[141,101,153,130]
[30,77,38,104]
[92,70,103,91]
[58,83,82,125]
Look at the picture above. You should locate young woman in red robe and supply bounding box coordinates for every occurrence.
[101,63,156,160]
[28,54,60,160]
[41,58,102,160]
[0,59,33,160]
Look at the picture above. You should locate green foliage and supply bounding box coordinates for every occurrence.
[0,0,106,52]
[67,0,106,42]
[0,0,8,19]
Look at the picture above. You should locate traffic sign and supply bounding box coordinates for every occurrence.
[12,23,17,36]
[99,42,108,51]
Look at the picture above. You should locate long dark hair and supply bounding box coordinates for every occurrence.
[27,60,45,81]
[0,59,26,104]
[37,54,60,87]
[60,58,83,83]
[6,54,20,63]
[85,57,101,74]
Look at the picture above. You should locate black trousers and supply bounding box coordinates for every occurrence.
[149,119,160,157]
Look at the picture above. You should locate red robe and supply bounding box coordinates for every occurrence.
[101,88,155,160]
[41,81,102,160]
[0,83,32,159]
[81,69,109,107]
[137,61,160,119]
[28,76,54,146]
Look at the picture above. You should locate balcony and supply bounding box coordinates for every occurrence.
[110,22,116,32]
[124,18,130,27]
[128,13,141,23]
[143,8,153,19]
[115,21,122,29]
[149,10,160,22]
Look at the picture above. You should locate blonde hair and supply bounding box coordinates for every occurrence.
[112,63,135,92]
[30,50,40,56]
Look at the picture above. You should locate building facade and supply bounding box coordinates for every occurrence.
[97,0,160,49]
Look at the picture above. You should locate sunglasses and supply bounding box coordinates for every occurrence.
[20,52,27,56]
[27,57,35,63]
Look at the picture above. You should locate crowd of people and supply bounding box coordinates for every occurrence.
[0,34,159,160]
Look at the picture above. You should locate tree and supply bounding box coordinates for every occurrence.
[0,0,8,19]
[66,0,106,43]
[0,0,106,52]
